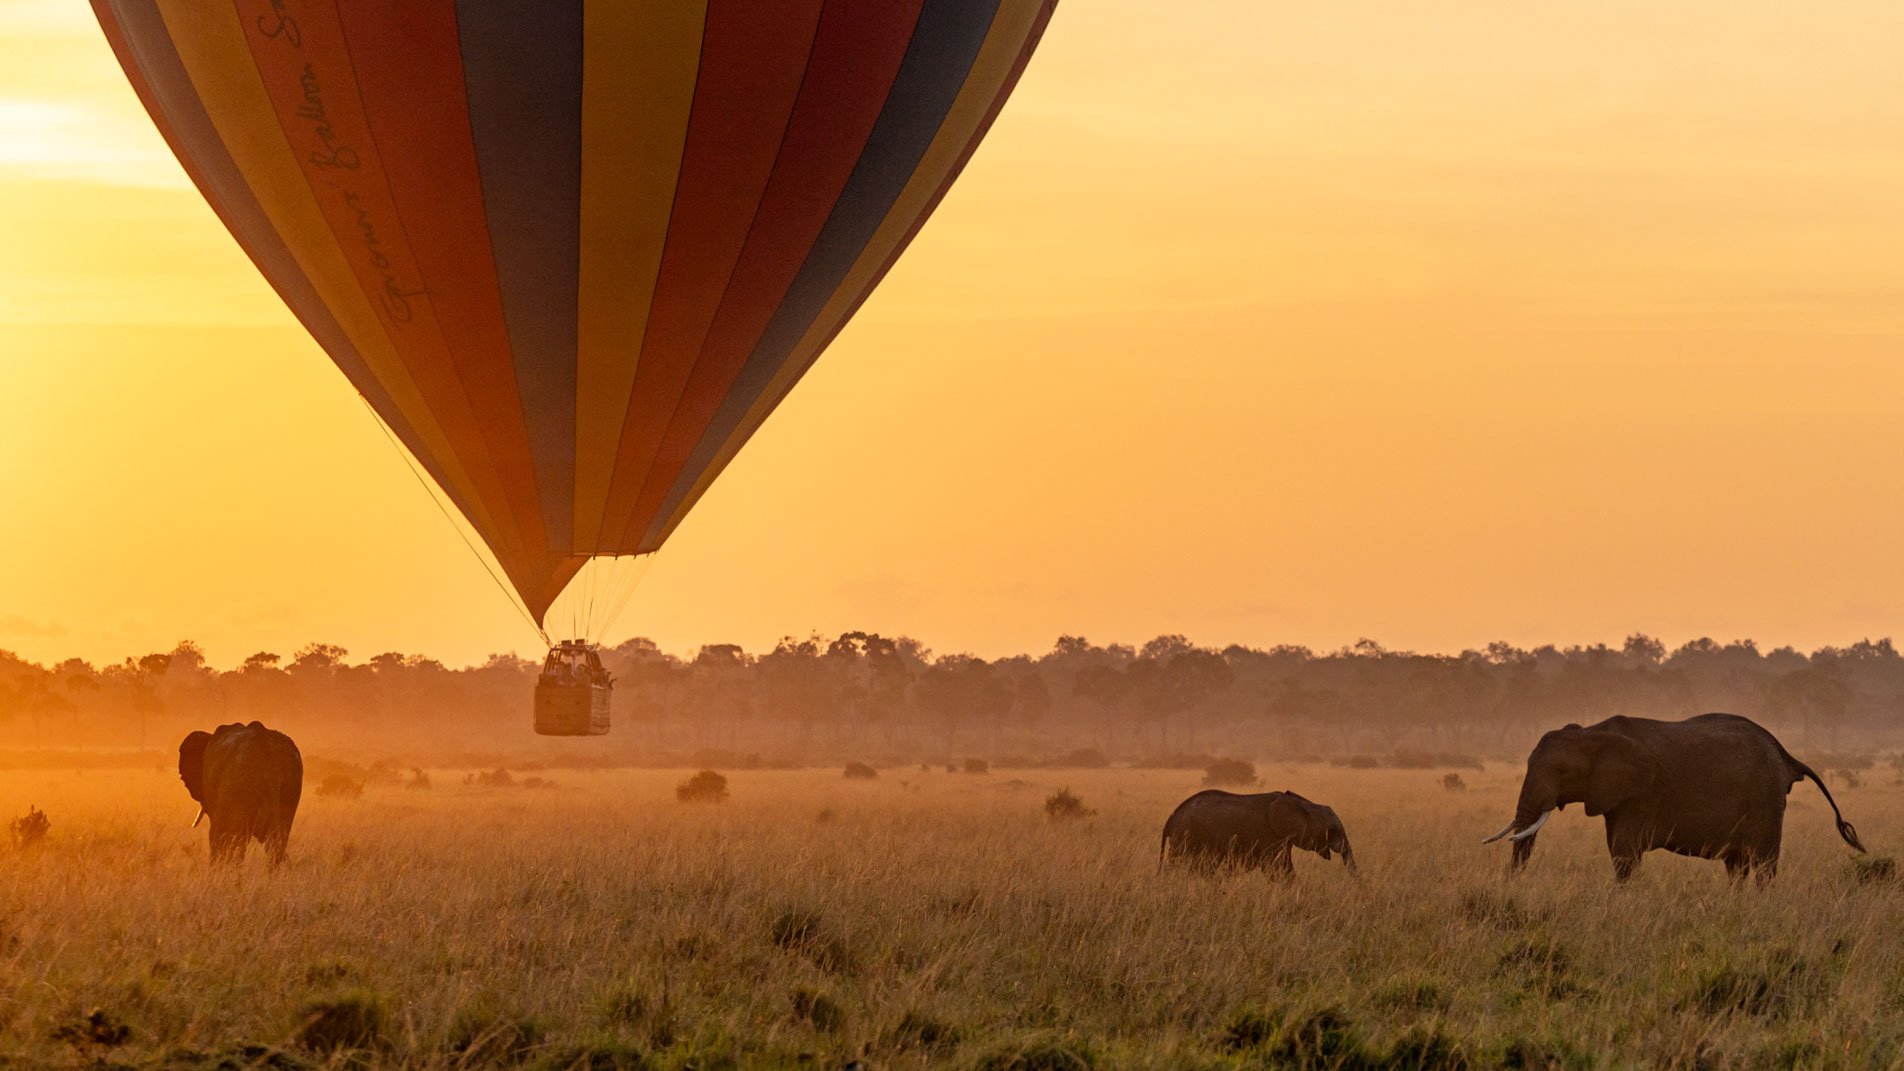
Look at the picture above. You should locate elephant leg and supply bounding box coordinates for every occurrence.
[1752,823,1782,886]
[263,827,290,869]
[1266,844,1294,880]
[1753,856,1778,887]
[206,815,245,866]
[1604,819,1645,883]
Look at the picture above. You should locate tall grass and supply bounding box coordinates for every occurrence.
[0,765,1895,1068]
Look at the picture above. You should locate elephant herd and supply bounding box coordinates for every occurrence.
[1164,713,1864,884]
[182,712,1866,883]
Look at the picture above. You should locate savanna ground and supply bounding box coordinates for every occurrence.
[1,761,1900,1069]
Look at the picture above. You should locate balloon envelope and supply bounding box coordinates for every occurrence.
[94,0,1057,623]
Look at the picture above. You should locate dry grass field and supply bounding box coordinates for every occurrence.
[0,762,1899,1069]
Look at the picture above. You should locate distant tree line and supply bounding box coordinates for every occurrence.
[0,633,1898,764]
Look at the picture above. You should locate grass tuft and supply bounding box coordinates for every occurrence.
[1459,890,1530,930]
[447,1006,545,1064]
[972,1035,1096,1070]
[294,991,384,1054]
[788,988,844,1033]
[890,1009,960,1053]
[51,1008,131,1054]
[1849,854,1896,885]
[1681,952,1816,1019]
[1376,977,1451,1013]
[1217,1008,1279,1052]
[768,909,855,974]
[533,1039,648,1070]
[1044,788,1096,821]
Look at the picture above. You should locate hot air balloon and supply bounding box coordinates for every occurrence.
[93,1,1057,732]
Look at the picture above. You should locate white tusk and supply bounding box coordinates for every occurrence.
[1508,810,1552,841]
[191,807,205,829]
[1480,821,1517,844]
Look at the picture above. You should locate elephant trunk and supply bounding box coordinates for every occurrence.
[1509,778,1558,837]
[1483,773,1558,845]
[1341,844,1358,875]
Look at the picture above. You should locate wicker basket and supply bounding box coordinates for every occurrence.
[534,642,612,736]
[534,678,611,735]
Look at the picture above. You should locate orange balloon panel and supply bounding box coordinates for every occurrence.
[94,0,1058,623]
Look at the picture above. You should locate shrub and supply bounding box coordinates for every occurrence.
[1337,755,1381,769]
[815,807,836,825]
[405,768,432,790]
[466,767,515,788]
[296,991,385,1053]
[843,762,878,780]
[1056,748,1108,768]
[1202,758,1257,787]
[964,758,990,774]
[10,806,49,849]
[1043,788,1095,822]
[1441,772,1467,792]
[315,774,363,799]
[789,988,844,1033]
[1390,751,1485,771]
[521,776,558,790]
[675,770,728,803]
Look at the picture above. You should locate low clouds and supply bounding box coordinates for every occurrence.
[0,614,67,639]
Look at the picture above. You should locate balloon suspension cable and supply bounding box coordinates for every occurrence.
[358,396,550,646]
[551,553,652,647]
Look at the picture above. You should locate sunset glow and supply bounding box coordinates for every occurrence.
[6,0,1904,667]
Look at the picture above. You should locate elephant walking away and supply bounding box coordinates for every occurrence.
[1161,789,1356,877]
[178,721,303,866]
[1484,713,1864,882]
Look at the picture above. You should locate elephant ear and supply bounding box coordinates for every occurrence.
[1583,734,1658,817]
[178,731,212,803]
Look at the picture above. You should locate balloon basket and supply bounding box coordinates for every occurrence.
[535,642,612,736]
[534,679,611,736]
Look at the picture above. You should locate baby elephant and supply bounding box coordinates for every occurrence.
[1160,789,1356,877]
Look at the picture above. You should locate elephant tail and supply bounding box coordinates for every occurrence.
[1796,761,1866,853]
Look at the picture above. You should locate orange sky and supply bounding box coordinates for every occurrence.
[5,1,1904,668]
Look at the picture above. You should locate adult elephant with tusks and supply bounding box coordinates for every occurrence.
[1160,789,1357,878]
[1484,713,1864,883]
[178,721,303,867]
